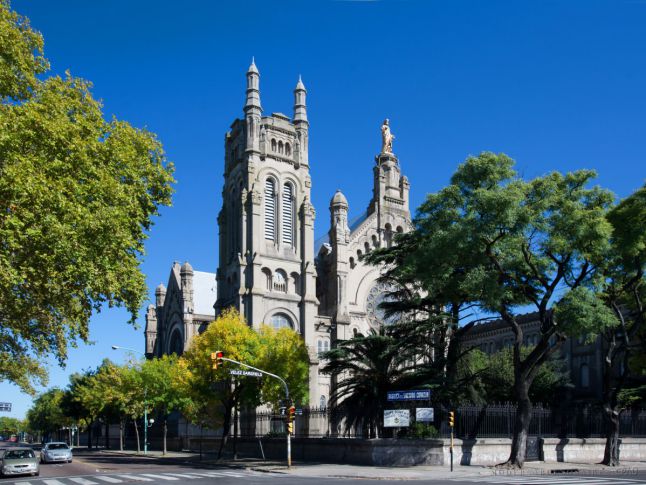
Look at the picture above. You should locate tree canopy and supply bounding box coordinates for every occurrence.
[0,0,175,394]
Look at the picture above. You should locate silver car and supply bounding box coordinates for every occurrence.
[40,442,73,463]
[0,447,40,477]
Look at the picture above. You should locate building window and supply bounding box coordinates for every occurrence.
[282,183,294,246]
[264,178,276,240]
[278,140,284,154]
[271,313,292,329]
[285,143,291,156]
[271,139,277,151]
[273,270,287,292]
[317,339,330,356]
[319,395,327,409]
[580,363,590,388]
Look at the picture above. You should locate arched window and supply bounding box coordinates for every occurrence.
[349,257,356,269]
[580,363,590,388]
[169,329,183,356]
[264,178,276,241]
[317,339,330,356]
[285,143,291,156]
[279,141,284,154]
[271,313,292,329]
[384,223,393,248]
[396,225,404,233]
[282,183,294,246]
[271,139,277,151]
[262,268,272,291]
[291,272,301,296]
[319,395,327,409]
[372,234,379,247]
[273,270,287,292]
[364,242,370,253]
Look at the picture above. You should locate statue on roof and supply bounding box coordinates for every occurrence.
[381,118,395,154]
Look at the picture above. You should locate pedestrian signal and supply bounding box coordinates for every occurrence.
[211,350,224,369]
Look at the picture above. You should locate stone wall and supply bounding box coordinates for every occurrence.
[541,438,646,463]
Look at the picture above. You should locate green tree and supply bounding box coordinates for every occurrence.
[141,354,191,455]
[257,325,310,406]
[0,0,175,394]
[368,152,616,467]
[26,388,68,442]
[321,327,410,438]
[556,184,646,466]
[0,416,24,437]
[464,347,570,404]
[182,308,263,458]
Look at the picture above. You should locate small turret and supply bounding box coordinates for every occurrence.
[293,75,309,165]
[244,58,262,152]
[180,261,194,315]
[155,283,166,308]
[329,189,350,245]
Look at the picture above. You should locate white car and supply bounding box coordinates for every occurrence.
[40,442,73,463]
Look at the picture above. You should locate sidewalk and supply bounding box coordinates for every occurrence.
[94,449,646,481]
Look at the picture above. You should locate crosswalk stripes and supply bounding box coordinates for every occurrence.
[8,469,263,485]
[450,475,646,485]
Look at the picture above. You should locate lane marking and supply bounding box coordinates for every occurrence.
[93,477,124,483]
[116,475,154,482]
[69,478,99,485]
[44,480,67,485]
[163,474,204,479]
[140,474,180,481]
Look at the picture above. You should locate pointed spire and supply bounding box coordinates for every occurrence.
[296,74,305,91]
[293,74,307,124]
[248,56,259,74]
[245,57,261,112]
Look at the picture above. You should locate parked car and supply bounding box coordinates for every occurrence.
[0,447,40,477]
[40,442,73,463]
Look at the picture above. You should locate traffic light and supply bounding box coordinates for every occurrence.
[448,411,455,427]
[287,421,294,434]
[211,350,224,369]
[288,405,296,422]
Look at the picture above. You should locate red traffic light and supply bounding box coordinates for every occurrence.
[211,350,224,369]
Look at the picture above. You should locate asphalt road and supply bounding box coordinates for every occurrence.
[3,443,646,485]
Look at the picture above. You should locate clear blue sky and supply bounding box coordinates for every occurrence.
[2,0,645,419]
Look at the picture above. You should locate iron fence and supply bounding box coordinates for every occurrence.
[238,403,646,440]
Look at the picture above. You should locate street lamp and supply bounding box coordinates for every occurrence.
[111,345,151,455]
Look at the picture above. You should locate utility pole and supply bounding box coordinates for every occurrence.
[211,352,293,468]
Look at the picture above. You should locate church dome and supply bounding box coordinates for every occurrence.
[155,283,166,295]
[181,261,194,274]
[330,189,348,207]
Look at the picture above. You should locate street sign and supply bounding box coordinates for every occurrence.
[384,409,410,427]
[0,402,11,412]
[387,390,431,401]
[229,369,263,378]
[295,408,303,416]
[416,407,434,422]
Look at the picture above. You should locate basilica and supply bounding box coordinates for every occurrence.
[144,60,412,406]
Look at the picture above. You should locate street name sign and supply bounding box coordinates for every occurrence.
[416,407,435,422]
[229,369,263,378]
[384,409,410,427]
[387,390,431,401]
[0,402,11,412]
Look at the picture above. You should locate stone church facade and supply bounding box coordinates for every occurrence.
[145,60,411,406]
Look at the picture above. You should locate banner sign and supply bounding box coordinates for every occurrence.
[416,407,434,422]
[384,409,410,427]
[0,402,11,412]
[230,369,263,378]
[387,390,431,401]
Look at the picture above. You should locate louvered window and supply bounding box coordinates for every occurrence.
[264,178,276,240]
[282,183,294,246]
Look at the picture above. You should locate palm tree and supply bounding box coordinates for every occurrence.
[321,327,409,438]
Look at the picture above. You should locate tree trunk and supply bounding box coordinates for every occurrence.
[87,422,93,450]
[119,419,124,451]
[163,418,167,456]
[217,404,232,460]
[105,421,110,449]
[133,419,140,453]
[504,384,532,468]
[602,406,621,466]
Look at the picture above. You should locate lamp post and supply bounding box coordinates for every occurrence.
[111,345,151,455]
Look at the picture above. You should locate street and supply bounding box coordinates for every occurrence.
[3,450,646,485]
